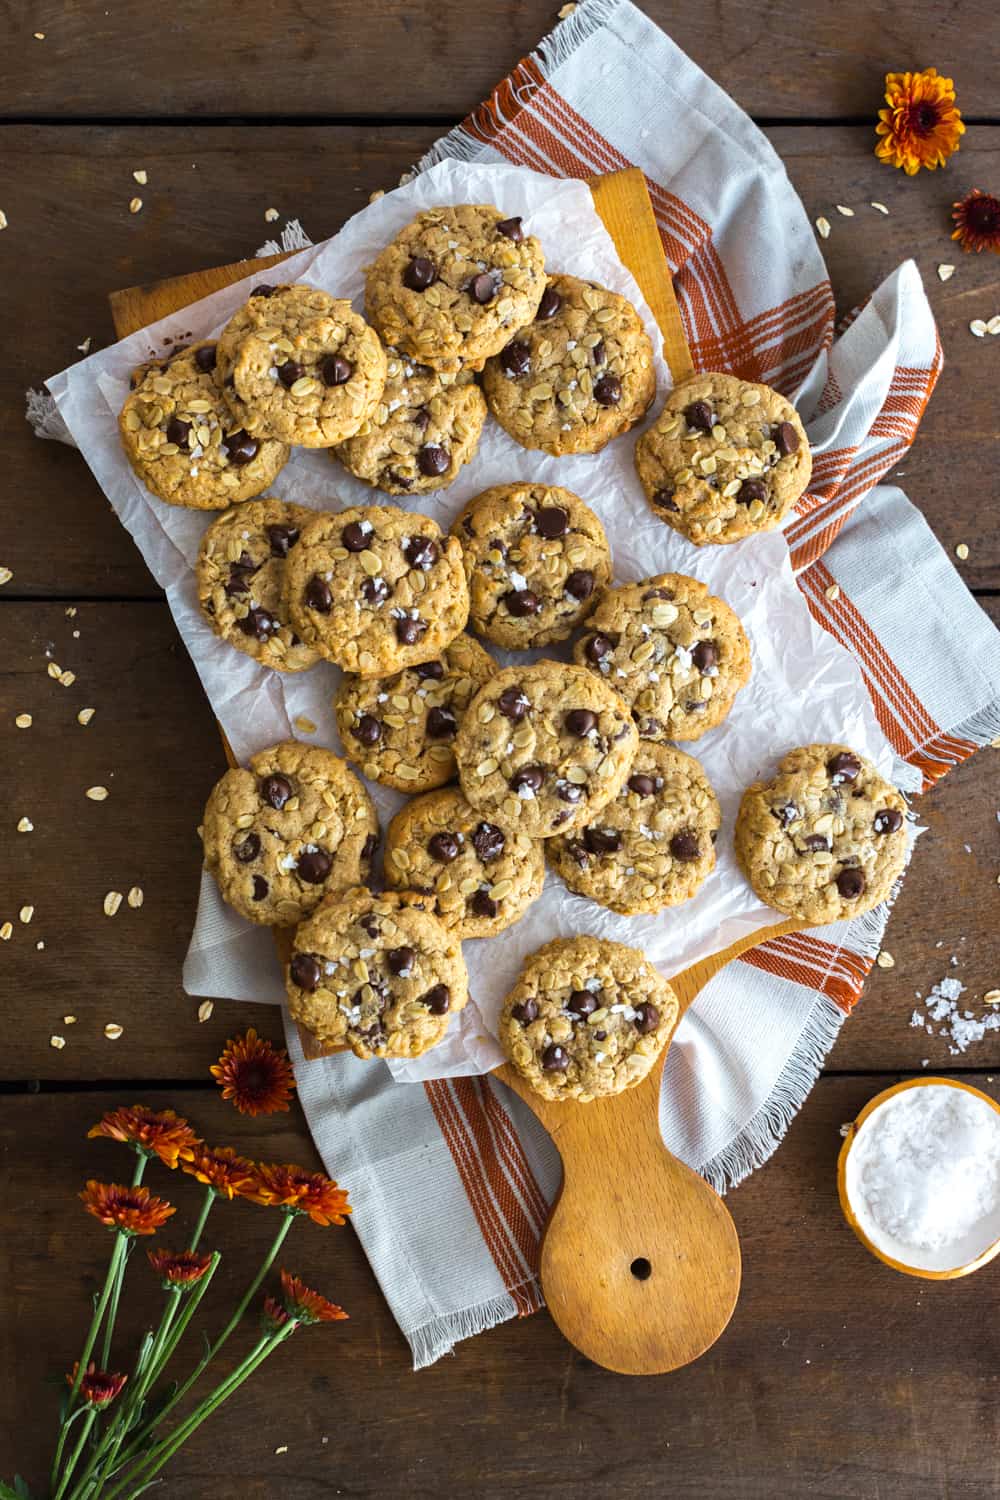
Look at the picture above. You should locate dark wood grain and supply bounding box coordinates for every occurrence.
[3,0,999,122]
[3,598,998,1083]
[3,1081,998,1498]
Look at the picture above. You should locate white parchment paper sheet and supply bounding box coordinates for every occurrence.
[47,159,895,1082]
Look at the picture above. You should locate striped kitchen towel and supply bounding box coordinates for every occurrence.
[289,0,1000,1367]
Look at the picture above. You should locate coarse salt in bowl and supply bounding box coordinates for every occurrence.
[838,1078,1000,1278]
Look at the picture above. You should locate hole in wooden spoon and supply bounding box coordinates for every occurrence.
[630,1256,652,1281]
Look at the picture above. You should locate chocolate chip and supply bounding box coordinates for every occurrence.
[628,773,656,797]
[500,340,531,378]
[634,1003,659,1035]
[290,952,321,991]
[510,764,544,795]
[224,563,253,598]
[426,706,457,740]
[591,339,606,366]
[469,271,499,304]
[594,1029,607,1042]
[774,804,800,827]
[165,416,191,448]
[278,360,305,389]
[565,708,596,737]
[352,713,382,746]
[251,284,278,298]
[472,822,505,862]
[504,589,541,618]
[593,374,621,407]
[342,522,370,552]
[403,535,439,570]
[737,478,767,506]
[358,914,380,939]
[643,587,675,601]
[427,831,461,864]
[223,430,259,467]
[565,570,595,601]
[496,215,524,242]
[422,984,451,1015]
[536,286,562,321]
[567,989,598,1018]
[512,998,538,1025]
[238,607,278,641]
[298,849,332,883]
[653,488,678,512]
[412,408,430,433]
[835,867,866,899]
[584,827,621,855]
[802,833,831,852]
[469,890,498,919]
[685,399,714,431]
[584,634,613,665]
[362,576,391,606]
[414,660,444,681]
[684,700,707,714]
[498,687,529,721]
[233,832,261,863]
[361,833,377,864]
[386,946,415,976]
[304,574,332,613]
[251,875,269,902]
[322,355,353,387]
[827,751,861,784]
[691,640,718,673]
[396,616,427,646]
[535,506,569,539]
[266,523,299,557]
[417,444,450,478]
[774,421,800,457]
[194,343,217,373]
[557,781,584,804]
[873,807,903,835]
[542,1043,569,1071]
[403,257,436,291]
[260,774,292,810]
[669,829,700,861]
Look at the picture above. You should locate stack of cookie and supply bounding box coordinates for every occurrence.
[117,199,908,1099]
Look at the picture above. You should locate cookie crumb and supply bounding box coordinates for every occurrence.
[294,715,317,735]
[937,264,955,282]
[815,216,831,239]
[129,196,143,215]
[14,714,32,729]
[17,816,34,833]
[876,950,895,969]
[65,606,77,617]
[198,1000,215,1023]
[63,1015,77,1025]
[86,785,109,800]
[955,542,969,560]
[127,886,144,909]
[104,1023,124,1040]
[264,207,280,222]
[0,922,12,941]
[103,890,123,917]
[824,583,840,602]
[558,1,577,14]
[368,189,385,205]
[77,336,92,353]
[133,169,147,185]
[19,906,34,924]
[274,1446,288,1456]
[36,940,44,951]
[78,708,96,726]
[34,31,45,39]
[50,1035,66,1050]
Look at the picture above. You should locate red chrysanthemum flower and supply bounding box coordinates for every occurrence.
[279,1269,348,1325]
[88,1105,201,1169]
[210,1028,296,1117]
[951,189,1000,254]
[147,1247,213,1289]
[180,1143,259,1201]
[875,68,964,175]
[80,1180,176,1236]
[261,1295,294,1335]
[249,1162,351,1227]
[67,1362,128,1410]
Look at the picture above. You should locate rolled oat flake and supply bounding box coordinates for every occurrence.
[845,1084,1000,1272]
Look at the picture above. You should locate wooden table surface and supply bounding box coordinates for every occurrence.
[2,4,999,1494]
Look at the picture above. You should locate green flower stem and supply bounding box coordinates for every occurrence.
[187,1186,215,1251]
[52,1409,97,1500]
[97,1155,147,1372]
[145,1253,220,1381]
[51,1232,128,1493]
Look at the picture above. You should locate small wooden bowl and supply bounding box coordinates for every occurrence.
[837,1076,1000,1281]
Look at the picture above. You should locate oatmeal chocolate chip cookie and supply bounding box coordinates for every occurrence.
[384,787,545,939]
[635,372,811,545]
[734,743,908,925]
[547,743,720,915]
[453,483,612,650]
[333,348,487,494]
[499,936,678,1102]
[285,886,468,1059]
[119,340,288,509]
[334,634,494,793]
[196,498,321,672]
[453,661,639,840]
[216,283,387,448]
[201,741,378,927]
[364,205,546,373]
[286,505,469,676]
[573,573,751,743]
[482,272,656,457]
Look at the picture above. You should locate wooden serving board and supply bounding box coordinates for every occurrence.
[111,168,801,1375]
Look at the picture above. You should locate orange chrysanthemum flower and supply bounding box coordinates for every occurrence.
[67,1362,128,1410]
[147,1247,213,1288]
[951,189,1000,254]
[249,1162,351,1227]
[261,1294,294,1335]
[875,68,964,175]
[210,1028,296,1117]
[80,1180,176,1236]
[88,1105,201,1169]
[279,1269,348,1325]
[180,1143,259,1201]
